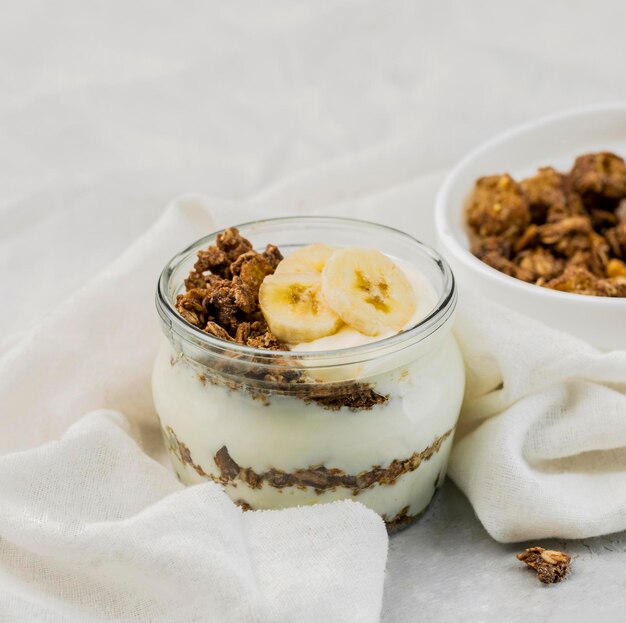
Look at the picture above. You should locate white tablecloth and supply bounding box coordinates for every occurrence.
[3,1,626,620]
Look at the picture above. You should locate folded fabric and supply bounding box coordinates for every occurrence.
[0,410,387,622]
[3,183,626,620]
[0,196,388,622]
[451,291,626,542]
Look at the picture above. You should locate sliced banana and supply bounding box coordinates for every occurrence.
[321,248,416,336]
[259,272,343,343]
[275,243,336,274]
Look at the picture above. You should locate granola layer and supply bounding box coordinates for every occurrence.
[179,359,390,412]
[163,424,454,495]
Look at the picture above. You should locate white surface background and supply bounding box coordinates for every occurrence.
[2,1,626,620]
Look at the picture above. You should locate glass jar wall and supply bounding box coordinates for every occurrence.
[153,217,465,531]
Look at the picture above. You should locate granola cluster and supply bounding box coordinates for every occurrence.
[467,152,626,296]
[176,227,284,348]
[517,547,571,584]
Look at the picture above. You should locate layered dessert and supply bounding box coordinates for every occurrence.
[153,220,465,531]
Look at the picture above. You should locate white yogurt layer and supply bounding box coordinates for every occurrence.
[152,325,464,521]
[290,260,438,352]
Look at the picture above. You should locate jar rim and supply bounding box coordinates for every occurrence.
[156,216,457,363]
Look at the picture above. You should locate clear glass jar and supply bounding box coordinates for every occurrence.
[153,217,465,532]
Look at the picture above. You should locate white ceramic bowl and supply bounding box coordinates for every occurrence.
[435,103,626,351]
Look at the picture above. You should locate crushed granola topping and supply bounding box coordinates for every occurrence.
[173,227,391,411]
[517,546,571,584]
[467,152,626,297]
[177,227,283,348]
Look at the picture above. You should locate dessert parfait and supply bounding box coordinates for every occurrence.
[153,217,465,532]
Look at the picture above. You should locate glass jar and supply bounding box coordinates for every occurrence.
[153,217,465,532]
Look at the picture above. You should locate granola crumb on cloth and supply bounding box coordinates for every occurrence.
[467,151,626,297]
[517,547,571,584]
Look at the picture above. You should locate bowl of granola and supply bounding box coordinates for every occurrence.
[435,103,626,350]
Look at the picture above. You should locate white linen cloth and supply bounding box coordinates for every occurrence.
[3,146,626,622]
[3,148,626,622]
[0,197,388,622]
[3,189,626,621]
[452,295,626,542]
[0,411,386,622]
[3,1,626,620]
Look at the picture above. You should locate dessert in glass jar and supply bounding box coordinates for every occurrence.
[153,217,465,531]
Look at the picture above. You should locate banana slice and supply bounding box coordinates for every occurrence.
[275,243,336,274]
[259,272,343,343]
[321,248,416,336]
